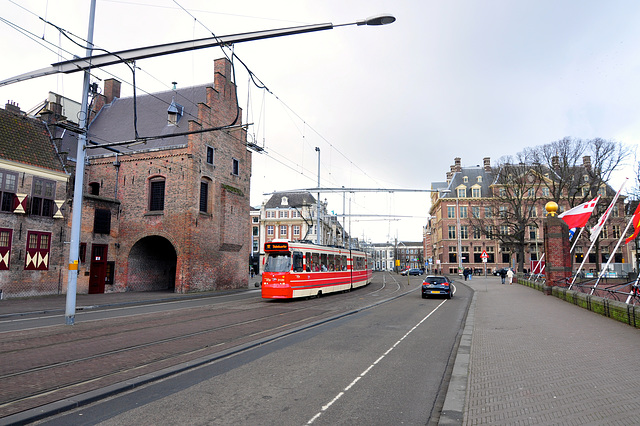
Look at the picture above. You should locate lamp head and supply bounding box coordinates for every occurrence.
[357,14,396,26]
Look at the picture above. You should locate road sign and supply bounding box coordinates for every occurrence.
[481,250,488,259]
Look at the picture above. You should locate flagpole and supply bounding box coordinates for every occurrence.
[624,273,640,304]
[570,227,585,253]
[570,180,627,289]
[534,252,545,276]
[590,214,636,295]
[569,237,597,289]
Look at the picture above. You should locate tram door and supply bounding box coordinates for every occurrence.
[88,244,108,294]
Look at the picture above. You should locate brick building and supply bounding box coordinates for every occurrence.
[0,58,252,298]
[78,58,251,293]
[427,157,631,277]
[0,102,70,298]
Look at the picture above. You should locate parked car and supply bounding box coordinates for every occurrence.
[421,275,453,299]
[408,268,423,276]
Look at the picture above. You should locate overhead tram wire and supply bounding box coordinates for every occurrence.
[169,1,388,190]
[12,2,241,138]
[9,2,388,192]
[1,11,217,135]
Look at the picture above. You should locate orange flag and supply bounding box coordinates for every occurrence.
[625,202,640,244]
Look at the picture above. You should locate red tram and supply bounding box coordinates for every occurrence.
[261,241,372,299]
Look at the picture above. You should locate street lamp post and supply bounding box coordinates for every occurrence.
[315,147,321,245]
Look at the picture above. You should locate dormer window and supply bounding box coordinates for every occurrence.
[281,196,289,206]
[477,176,482,183]
[167,98,184,125]
[463,176,468,183]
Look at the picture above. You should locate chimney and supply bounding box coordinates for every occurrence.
[483,157,491,172]
[582,155,592,171]
[104,79,121,104]
[552,155,560,170]
[454,157,462,172]
[4,101,21,115]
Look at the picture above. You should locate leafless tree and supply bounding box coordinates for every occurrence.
[470,154,545,273]
[525,137,632,208]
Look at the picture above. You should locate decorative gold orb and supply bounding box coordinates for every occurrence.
[545,201,558,216]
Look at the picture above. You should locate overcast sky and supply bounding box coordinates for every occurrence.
[1,0,638,243]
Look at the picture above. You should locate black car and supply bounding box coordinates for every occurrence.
[421,275,453,299]
[400,268,423,276]
[493,267,509,276]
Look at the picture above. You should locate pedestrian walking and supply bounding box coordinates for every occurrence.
[507,268,514,285]
[499,268,506,284]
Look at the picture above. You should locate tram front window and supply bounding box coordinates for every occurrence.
[264,253,291,272]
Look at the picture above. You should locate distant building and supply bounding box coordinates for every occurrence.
[255,191,349,272]
[427,157,631,276]
[396,241,424,271]
[370,242,394,271]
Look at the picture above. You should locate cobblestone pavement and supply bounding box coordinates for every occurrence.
[461,276,640,425]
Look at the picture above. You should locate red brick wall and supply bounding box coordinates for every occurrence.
[78,58,251,294]
[543,215,572,287]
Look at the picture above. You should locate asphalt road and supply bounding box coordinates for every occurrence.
[34,274,472,425]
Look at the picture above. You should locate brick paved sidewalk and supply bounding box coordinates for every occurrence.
[461,276,640,425]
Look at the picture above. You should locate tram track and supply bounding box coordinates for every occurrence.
[0,273,415,420]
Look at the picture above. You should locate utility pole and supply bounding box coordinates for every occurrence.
[65,0,97,326]
[315,147,321,245]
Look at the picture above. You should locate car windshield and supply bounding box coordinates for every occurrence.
[424,277,447,284]
[264,253,291,272]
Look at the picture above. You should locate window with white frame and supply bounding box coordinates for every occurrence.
[460,225,468,239]
[279,225,288,237]
[448,225,456,239]
[267,225,274,236]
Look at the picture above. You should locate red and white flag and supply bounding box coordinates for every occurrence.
[558,196,599,229]
[625,202,640,244]
[590,179,627,243]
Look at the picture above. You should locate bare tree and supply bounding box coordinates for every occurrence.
[470,154,544,273]
[526,137,632,207]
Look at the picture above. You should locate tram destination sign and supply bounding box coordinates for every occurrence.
[265,242,289,251]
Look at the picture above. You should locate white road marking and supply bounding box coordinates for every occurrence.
[306,299,448,424]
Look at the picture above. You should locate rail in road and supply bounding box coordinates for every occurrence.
[0,272,428,422]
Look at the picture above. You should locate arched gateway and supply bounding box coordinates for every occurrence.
[127,236,177,292]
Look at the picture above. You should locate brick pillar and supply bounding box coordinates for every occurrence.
[542,202,572,294]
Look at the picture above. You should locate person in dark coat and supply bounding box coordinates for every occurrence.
[499,268,507,284]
